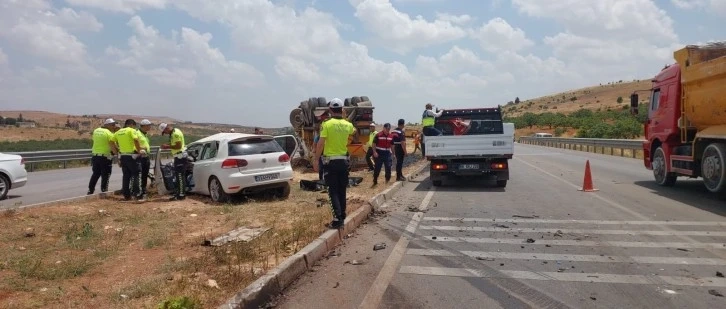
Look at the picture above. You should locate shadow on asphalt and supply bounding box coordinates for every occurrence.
[633,180,726,217]
[412,176,507,193]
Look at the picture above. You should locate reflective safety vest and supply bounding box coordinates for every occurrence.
[422,110,435,127]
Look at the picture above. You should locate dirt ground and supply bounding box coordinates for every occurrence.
[0,155,427,309]
[0,126,85,142]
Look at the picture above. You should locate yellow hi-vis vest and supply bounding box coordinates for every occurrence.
[422,110,435,127]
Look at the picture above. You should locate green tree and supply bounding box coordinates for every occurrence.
[521,112,538,129]
[515,97,520,104]
[617,96,623,103]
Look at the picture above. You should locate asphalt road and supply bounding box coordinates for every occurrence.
[273,143,726,309]
[0,159,171,209]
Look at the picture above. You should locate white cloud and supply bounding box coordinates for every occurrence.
[349,0,467,54]
[54,8,104,32]
[64,0,168,14]
[469,17,534,53]
[274,56,322,84]
[671,0,726,15]
[106,16,264,89]
[435,12,473,25]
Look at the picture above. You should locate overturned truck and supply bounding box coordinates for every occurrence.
[289,96,375,170]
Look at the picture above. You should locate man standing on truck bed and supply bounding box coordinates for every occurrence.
[372,123,394,186]
[313,99,356,229]
[392,119,407,181]
[421,103,444,156]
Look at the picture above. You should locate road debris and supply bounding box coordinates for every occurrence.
[24,228,35,238]
[708,289,724,297]
[526,238,535,243]
[513,215,540,219]
[202,227,270,247]
[492,224,510,228]
[676,248,693,252]
[345,260,364,265]
[476,257,495,261]
[716,271,724,278]
[373,243,387,251]
[554,230,564,237]
[333,282,340,288]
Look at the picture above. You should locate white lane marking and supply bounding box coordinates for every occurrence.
[405,248,726,265]
[358,189,436,309]
[399,266,726,287]
[422,236,726,250]
[422,217,726,227]
[419,225,726,237]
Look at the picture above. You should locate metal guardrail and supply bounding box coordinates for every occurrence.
[9,147,170,171]
[518,137,645,158]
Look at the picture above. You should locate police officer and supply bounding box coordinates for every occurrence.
[392,119,407,181]
[421,103,444,157]
[110,119,142,201]
[88,118,117,195]
[364,122,377,172]
[136,119,152,201]
[372,123,394,186]
[159,122,187,201]
[313,98,355,229]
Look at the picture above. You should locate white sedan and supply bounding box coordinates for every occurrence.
[0,153,28,200]
[184,133,299,203]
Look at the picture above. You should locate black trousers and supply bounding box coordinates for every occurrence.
[120,155,139,198]
[173,157,187,198]
[373,150,392,182]
[88,155,112,193]
[137,156,150,195]
[394,145,405,177]
[324,159,350,222]
[365,147,374,171]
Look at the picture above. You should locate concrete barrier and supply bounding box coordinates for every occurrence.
[218,161,430,309]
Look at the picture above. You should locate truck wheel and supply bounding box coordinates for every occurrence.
[432,180,442,187]
[652,146,676,186]
[496,180,507,187]
[361,96,370,102]
[344,98,351,106]
[351,96,362,106]
[701,143,726,193]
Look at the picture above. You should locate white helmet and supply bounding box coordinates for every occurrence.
[140,119,152,126]
[158,123,168,132]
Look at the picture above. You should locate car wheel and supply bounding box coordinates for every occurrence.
[496,180,507,187]
[432,180,442,187]
[275,183,291,199]
[208,176,230,203]
[0,174,9,200]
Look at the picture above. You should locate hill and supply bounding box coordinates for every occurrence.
[503,79,652,117]
[0,110,282,143]
[502,80,652,139]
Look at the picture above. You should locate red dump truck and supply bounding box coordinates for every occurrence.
[631,42,726,194]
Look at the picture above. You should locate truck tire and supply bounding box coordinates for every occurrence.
[701,143,726,193]
[317,97,327,107]
[344,98,351,106]
[351,96,362,106]
[289,108,304,128]
[361,96,370,102]
[496,180,507,187]
[432,180,442,187]
[652,146,677,186]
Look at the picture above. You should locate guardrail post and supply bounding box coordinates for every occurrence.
[620,148,624,157]
[632,150,637,158]
[63,160,67,169]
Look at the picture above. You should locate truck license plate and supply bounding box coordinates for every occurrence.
[255,173,280,182]
[459,164,479,170]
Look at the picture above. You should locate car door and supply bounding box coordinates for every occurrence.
[193,141,219,195]
[185,143,204,194]
[273,135,300,158]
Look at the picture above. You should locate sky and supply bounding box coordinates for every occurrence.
[0,0,724,127]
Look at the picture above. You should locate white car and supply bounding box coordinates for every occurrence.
[0,153,28,200]
[184,133,299,203]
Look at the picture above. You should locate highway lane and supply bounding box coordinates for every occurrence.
[0,159,172,209]
[0,165,122,209]
[274,143,726,309]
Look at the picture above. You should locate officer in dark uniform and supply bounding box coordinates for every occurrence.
[136,119,152,201]
[313,98,355,229]
[372,123,394,186]
[159,122,187,201]
[392,118,407,181]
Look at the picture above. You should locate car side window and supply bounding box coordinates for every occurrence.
[185,143,203,161]
[200,142,218,161]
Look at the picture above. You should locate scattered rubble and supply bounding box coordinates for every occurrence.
[373,243,387,251]
[708,290,724,297]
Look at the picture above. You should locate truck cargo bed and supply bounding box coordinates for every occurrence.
[424,124,514,158]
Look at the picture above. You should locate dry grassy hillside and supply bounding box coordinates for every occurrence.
[504,79,652,116]
[0,110,276,142]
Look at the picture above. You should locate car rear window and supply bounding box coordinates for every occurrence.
[228,139,284,156]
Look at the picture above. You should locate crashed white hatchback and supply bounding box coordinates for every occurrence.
[183,133,298,203]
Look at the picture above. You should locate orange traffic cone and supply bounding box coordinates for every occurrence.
[578,160,599,192]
